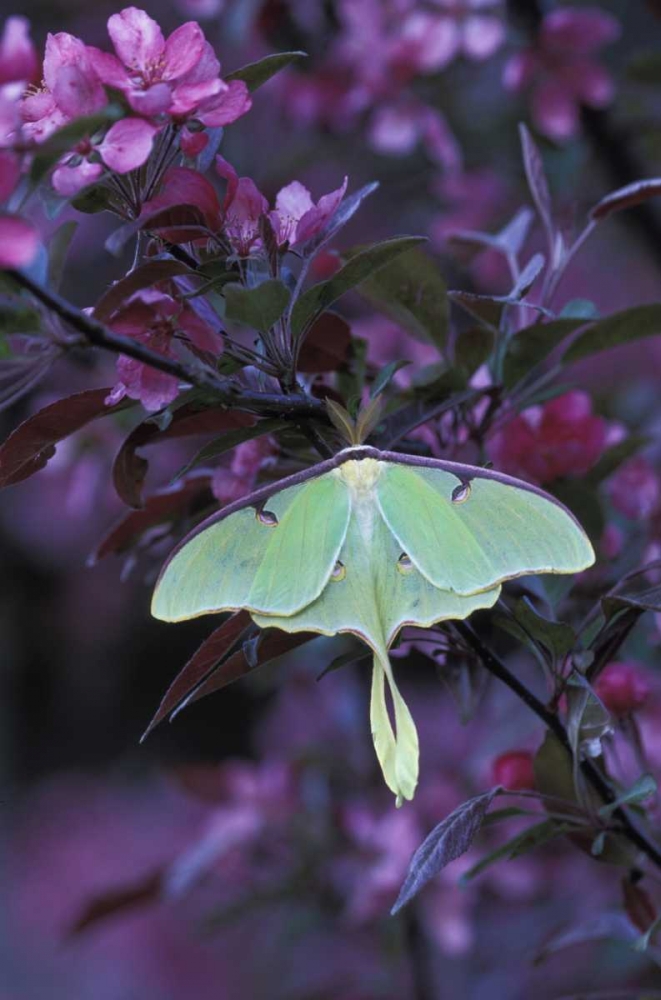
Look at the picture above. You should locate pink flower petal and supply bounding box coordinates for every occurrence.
[502,50,539,92]
[176,41,220,87]
[168,78,223,119]
[42,32,85,94]
[275,181,314,227]
[99,117,158,173]
[368,103,422,156]
[0,148,20,201]
[197,79,252,127]
[20,92,67,143]
[86,48,131,90]
[52,63,107,118]
[542,8,621,55]
[462,15,505,61]
[0,212,39,268]
[398,12,461,73]
[421,107,462,170]
[295,176,348,245]
[162,22,206,80]
[561,60,615,109]
[107,7,165,72]
[126,81,172,116]
[0,15,38,86]
[531,78,579,143]
[52,157,102,196]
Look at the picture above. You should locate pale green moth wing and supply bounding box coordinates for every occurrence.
[151,472,351,621]
[376,462,594,597]
[252,468,500,804]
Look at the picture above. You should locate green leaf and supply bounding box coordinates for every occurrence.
[512,597,576,661]
[29,107,123,184]
[223,280,290,334]
[598,774,657,820]
[47,221,78,292]
[173,417,288,481]
[370,360,409,398]
[70,182,116,215]
[292,236,427,337]
[502,318,585,387]
[563,304,661,365]
[352,246,448,349]
[225,51,307,92]
[461,818,574,882]
[454,326,494,376]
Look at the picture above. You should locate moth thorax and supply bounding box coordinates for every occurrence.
[336,458,383,498]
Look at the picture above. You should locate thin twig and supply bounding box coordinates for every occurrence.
[453,621,661,871]
[9,270,327,420]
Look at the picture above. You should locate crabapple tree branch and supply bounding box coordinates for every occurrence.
[9,269,328,421]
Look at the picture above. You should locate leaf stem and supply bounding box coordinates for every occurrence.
[9,270,327,420]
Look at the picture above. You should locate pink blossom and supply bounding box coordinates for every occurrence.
[503,7,621,142]
[215,156,268,255]
[212,437,277,504]
[269,176,348,247]
[0,212,39,267]
[51,118,159,195]
[609,455,661,521]
[393,1,505,74]
[21,32,107,144]
[89,7,251,127]
[368,99,461,169]
[595,662,652,718]
[491,750,535,791]
[0,149,38,267]
[0,15,38,86]
[488,390,606,484]
[106,289,222,412]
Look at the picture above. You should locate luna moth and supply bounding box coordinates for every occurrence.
[152,445,594,805]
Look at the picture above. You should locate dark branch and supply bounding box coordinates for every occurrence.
[453,621,661,872]
[9,270,327,421]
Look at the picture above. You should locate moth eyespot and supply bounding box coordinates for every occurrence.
[451,482,471,504]
[331,560,346,582]
[397,553,413,574]
[257,508,278,526]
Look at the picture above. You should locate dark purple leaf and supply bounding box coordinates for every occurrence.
[391,786,500,914]
[591,179,661,221]
[113,406,255,508]
[143,616,316,739]
[172,629,315,717]
[91,474,213,562]
[298,312,352,372]
[0,387,133,488]
[141,611,253,739]
[94,260,194,322]
[519,123,555,251]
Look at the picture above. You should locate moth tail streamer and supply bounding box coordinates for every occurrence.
[370,651,419,806]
